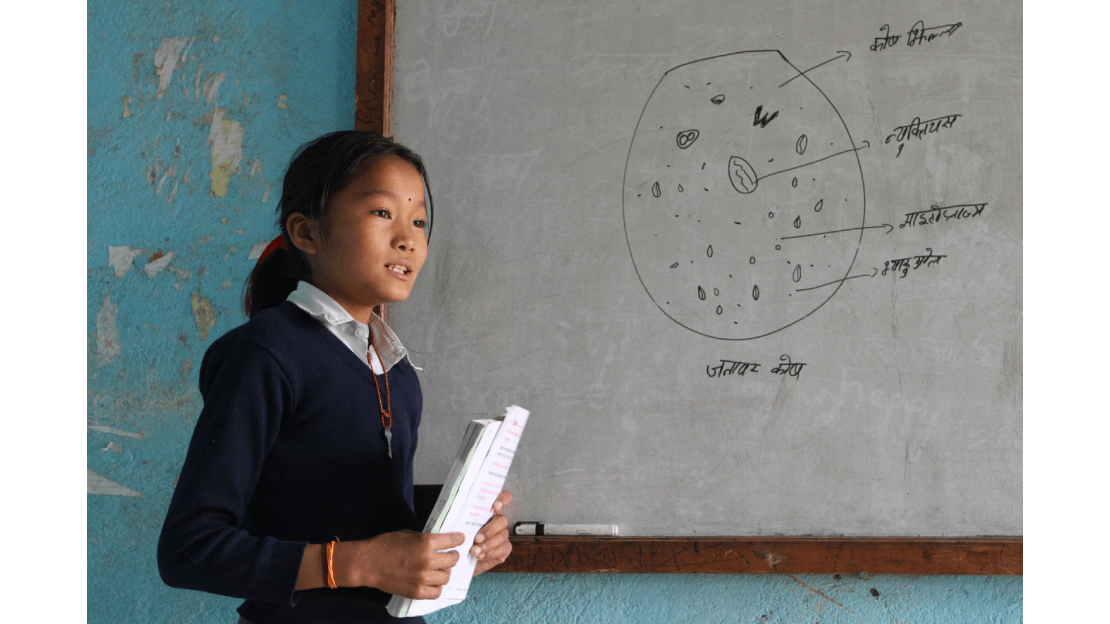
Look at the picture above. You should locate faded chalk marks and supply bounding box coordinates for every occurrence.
[108,246,143,278]
[154,37,194,98]
[191,291,217,341]
[207,109,244,197]
[95,295,120,364]
[144,251,174,276]
[87,469,142,497]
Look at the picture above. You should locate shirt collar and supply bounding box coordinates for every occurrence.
[286,280,409,373]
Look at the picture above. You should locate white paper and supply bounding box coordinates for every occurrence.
[388,406,530,617]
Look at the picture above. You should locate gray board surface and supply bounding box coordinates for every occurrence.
[390,0,1021,536]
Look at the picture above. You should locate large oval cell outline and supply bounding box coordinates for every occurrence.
[621,50,866,340]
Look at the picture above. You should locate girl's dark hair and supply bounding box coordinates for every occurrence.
[244,131,434,317]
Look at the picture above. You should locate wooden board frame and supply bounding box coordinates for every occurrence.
[355,0,393,137]
[496,536,1021,575]
[362,7,1023,577]
[356,0,395,322]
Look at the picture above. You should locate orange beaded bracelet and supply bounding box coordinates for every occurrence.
[325,537,340,589]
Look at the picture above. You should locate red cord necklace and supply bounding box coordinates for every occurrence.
[367,340,393,459]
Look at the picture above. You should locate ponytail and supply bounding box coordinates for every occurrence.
[243,235,311,318]
[242,130,435,318]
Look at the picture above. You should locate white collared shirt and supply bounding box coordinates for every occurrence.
[286,280,409,375]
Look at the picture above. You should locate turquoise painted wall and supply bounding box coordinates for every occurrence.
[86,1,1021,622]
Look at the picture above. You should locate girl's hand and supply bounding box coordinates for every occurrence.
[335,530,466,599]
[471,490,513,576]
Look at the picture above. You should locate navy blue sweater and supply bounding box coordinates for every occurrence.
[158,302,425,623]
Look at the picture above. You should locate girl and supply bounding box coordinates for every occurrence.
[158,131,513,623]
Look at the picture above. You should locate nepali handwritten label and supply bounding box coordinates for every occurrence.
[885,114,961,157]
[706,355,806,380]
[881,248,947,278]
[900,203,987,229]
[871,20,962,52]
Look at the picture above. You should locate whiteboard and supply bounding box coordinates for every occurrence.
[391,0,1021,536]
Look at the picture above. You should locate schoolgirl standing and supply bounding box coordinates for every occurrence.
[158,131,512,623]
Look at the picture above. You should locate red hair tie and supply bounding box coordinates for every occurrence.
[258,235,287,263]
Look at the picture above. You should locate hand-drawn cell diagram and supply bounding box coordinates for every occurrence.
[622,50,867,340]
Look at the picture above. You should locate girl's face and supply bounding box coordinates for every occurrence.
[295,156,428,322]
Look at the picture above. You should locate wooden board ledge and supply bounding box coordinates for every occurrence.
[497,536,1021,575]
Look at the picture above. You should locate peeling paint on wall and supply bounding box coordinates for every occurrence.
[88,469,143,497]
[247,241,270,260]
[179,358,194,388]
[169,267,192,282]
[108,246,143,278]
[95,295,121,363]
[122,96,132,118]
[156,166,177,194]
[204,72,227,105]
[190,291,217,340]
[144,252,174,276]
[88,425,145,440]
[277,93,288,109]
[154,37,194,98]
[206,108,243,197]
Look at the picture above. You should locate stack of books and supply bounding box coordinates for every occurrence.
[387,405,530,618]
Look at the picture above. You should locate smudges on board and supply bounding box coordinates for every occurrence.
[190,291,217,340]
[95,295,120,363]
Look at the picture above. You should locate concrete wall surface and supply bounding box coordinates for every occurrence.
[432,573,1022,624]
[86,1,1021,622]
[87,0,356,621]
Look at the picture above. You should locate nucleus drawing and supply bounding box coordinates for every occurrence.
[622,50,867,340]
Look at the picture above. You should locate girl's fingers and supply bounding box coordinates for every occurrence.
[471,514,508,553]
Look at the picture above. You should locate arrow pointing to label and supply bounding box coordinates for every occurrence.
[778,223,893,241]
[779,51,853,88]
[795,268,878,293]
